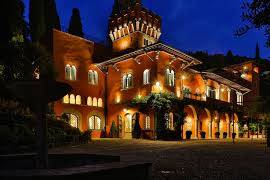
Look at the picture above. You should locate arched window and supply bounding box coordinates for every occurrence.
[122,73,133,89]
[98,98,103,107]
[87,97,92,106]
[143,69,150,84]
[145,116,151,130]
[63,94,69,104]
[70,94,75,104]
[67,113,79,128]
[89,115,101,130]
[88,70,98,85]
[71,66,77,80]
[165,69,175,87]
[93,97,97,107]
[75,95,81,105]
[65,65,71,80]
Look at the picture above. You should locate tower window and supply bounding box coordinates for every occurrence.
[122,73,133,90]
[165,69,175,87]
[143,69,150,84]
[88,70,98,85]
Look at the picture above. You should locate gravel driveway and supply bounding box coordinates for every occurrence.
[51,139,270,180]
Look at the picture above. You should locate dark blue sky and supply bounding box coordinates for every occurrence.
[23,0,269,59]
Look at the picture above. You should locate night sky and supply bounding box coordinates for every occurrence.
[23,0,269,59]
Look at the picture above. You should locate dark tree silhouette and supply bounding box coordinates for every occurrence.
[226,50,234,60]
[236,0,270,47]
[0,0,27,44]
[256,42,261,59]
[29,0,46,42]
[68,8,84,37]
[44,0,61,31]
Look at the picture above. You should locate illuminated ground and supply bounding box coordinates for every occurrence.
[51,139,270,179]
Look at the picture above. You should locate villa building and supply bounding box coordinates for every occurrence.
[52,0,260,139]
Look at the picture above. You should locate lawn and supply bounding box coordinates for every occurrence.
[51,139,270,179]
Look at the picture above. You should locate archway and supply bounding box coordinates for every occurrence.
[230,113,239,138]
[199,108,211,139]
[124,113,132,139]
[212,111,220,138]
[183,105,198,139]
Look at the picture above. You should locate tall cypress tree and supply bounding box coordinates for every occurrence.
[29,0,46,42]
[0,0,27,44]
[255,42,260,59]
[44,0,61,31]
[68,8,84,37]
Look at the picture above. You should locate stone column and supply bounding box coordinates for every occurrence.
[227,88,231,103]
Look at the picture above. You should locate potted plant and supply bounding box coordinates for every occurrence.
[232,133,236,139]
[223,132,227,139]
[186,130,192,140]
[215,132,220,139]
[183,88,191,98]
[200,131,206,139]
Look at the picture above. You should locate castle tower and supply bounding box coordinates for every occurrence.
[108,0,162,52]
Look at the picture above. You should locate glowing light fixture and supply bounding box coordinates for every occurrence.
[123,108,128,113]
[181,75,186,80]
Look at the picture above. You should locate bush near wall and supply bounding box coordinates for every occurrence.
[0,113,91,154]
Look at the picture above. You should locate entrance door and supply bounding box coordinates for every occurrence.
[124,114,132,139]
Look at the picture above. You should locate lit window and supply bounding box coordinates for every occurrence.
[165,69,175,87]
[75,95,81,105]
[89,115,101,130]
[145,116,151,130]
[207,86,216,99]
[67,113,79,128]
[63,94,69,104]
[71,66,77,80]
[236,92,243,105]
[143,69,150,84]
[93,97,97,106]
[88,70,98,85]
[98,98,103,107]
[65,65,71,80]
[70,94,75,104]
[122,73,133,90]
[87,97,92,106]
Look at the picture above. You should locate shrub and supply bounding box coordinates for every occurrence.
[186,131,192,140]
[80,130,92,144]
[223,132,227,139]
[215,132,220,139]
[109,121,118,138]
[200,131,206,139]
[132,116,141,139]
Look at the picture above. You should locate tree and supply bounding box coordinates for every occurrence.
[236,0,270,47]
[109,121,119,138]
[29,0,46,42]
[68,8,84,37]
[226,50,234,60]
[0,0,27,44]
[0,0,31,82]
[255,42,261,59]
[44,0,61,31]
[132,113,141,139]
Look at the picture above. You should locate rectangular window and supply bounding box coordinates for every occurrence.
[208,88,216,99]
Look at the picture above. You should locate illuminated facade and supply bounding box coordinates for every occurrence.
[53,0,260,139]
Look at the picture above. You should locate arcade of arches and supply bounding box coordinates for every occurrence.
[183,105,239,139]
